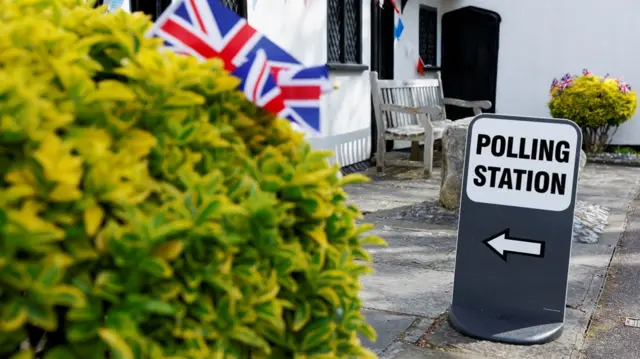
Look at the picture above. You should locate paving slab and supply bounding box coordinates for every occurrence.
[360,262,453,319]
[580,192,640,359]
[419,308,589,359]
[381,342,490,359]
[365,225,456,271]
[360,309,416,353]
[349,162,640,357]
[566,264,606,310]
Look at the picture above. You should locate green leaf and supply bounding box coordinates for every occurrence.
[26,303,57,331]
[358,235,386,247]
[255,302,284,333]
[317,270,350,287]
[338,173,370,186]
[0,208,7,227]
[292,301,310,332]
[67,298,102,322]
[195,200,222,225]
[52,285,87,308]
[300,318,336,352]
[37,253,73,285]
[139,257,173,278]
[105,310,138,336]
[310,299,329,317]
[0,299,28,331]
[125,295,176,315]
[98,328,134,359]
[0,263,31,290]
[317,288,341,307]
[357,322,377,341]
[10,349,33,359]
[229,325,271,353]
[67,320,100,342]
[44,346,76,359]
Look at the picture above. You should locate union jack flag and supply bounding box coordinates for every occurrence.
[559,73,573,89]
[146,0,331,135]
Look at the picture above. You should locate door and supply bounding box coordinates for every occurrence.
[441,6,501,121]
[370,3,395,156]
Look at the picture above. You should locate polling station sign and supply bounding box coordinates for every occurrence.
[450,114,582,345]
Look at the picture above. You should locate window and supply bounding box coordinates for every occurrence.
[219,0,247,18]
[327,0,362,64]
[129,0,247,19]
[419,5,438,67]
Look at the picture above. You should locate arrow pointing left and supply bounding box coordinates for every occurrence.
[483,229,545,261]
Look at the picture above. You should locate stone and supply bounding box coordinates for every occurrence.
[439,117,474,210]
[588,152,640,167]
[394,199,609,244]
[580,149,588,170]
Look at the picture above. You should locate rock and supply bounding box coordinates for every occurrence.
[580,149,587,171]
[439,117,474,210]
[395,199,609,244]
[587,152,640,167]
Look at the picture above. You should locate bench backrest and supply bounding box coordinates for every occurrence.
[370,71,446,131]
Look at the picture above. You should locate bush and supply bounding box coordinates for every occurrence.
[548,70,638,153]
[0,1,384,358]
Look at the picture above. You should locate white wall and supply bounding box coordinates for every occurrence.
[441,0,640,145]
[394,0,443,80]
[248,0,373,166]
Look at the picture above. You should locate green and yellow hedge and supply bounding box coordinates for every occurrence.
[548,71,638,152]
[0,1,383,358]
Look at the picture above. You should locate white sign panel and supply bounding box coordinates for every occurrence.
[465,116,580,212]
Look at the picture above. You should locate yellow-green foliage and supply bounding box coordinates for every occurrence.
[548,74,638,128]
[0,1,384,358]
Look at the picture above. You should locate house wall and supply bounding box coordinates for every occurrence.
[249,0,372,166]
[438,0,640,145]
[389,0,640,145]
[394,0,442,80]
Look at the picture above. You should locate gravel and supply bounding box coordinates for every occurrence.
[588,153,640,167]
[393,200,610,244]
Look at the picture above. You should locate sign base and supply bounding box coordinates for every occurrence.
[449,305,564,345]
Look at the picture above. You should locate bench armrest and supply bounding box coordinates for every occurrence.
[443,98,492,110]
[380,104,443,118]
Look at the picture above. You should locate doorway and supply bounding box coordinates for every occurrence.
[441,6,501,121]
[370,3,396,156]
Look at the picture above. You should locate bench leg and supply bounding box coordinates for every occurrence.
[410,141,423,161]
[376,136,386,173]
[423,131,434,177]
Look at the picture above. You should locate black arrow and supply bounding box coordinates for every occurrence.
[483,229,545,261]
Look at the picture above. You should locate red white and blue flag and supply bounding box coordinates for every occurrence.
[146,0,331,135]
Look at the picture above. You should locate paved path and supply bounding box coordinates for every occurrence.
[580,191,640,359]
[346,163,640,359]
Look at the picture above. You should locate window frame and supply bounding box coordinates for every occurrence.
[219,0,248,18]
[128,0,247,20]
[418,4,438,68]
[327,0,364,67]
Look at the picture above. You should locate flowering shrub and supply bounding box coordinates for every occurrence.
[548,69,638,153]
[0,1,383,358]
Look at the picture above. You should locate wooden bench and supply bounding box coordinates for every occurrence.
[370,71,492,176]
